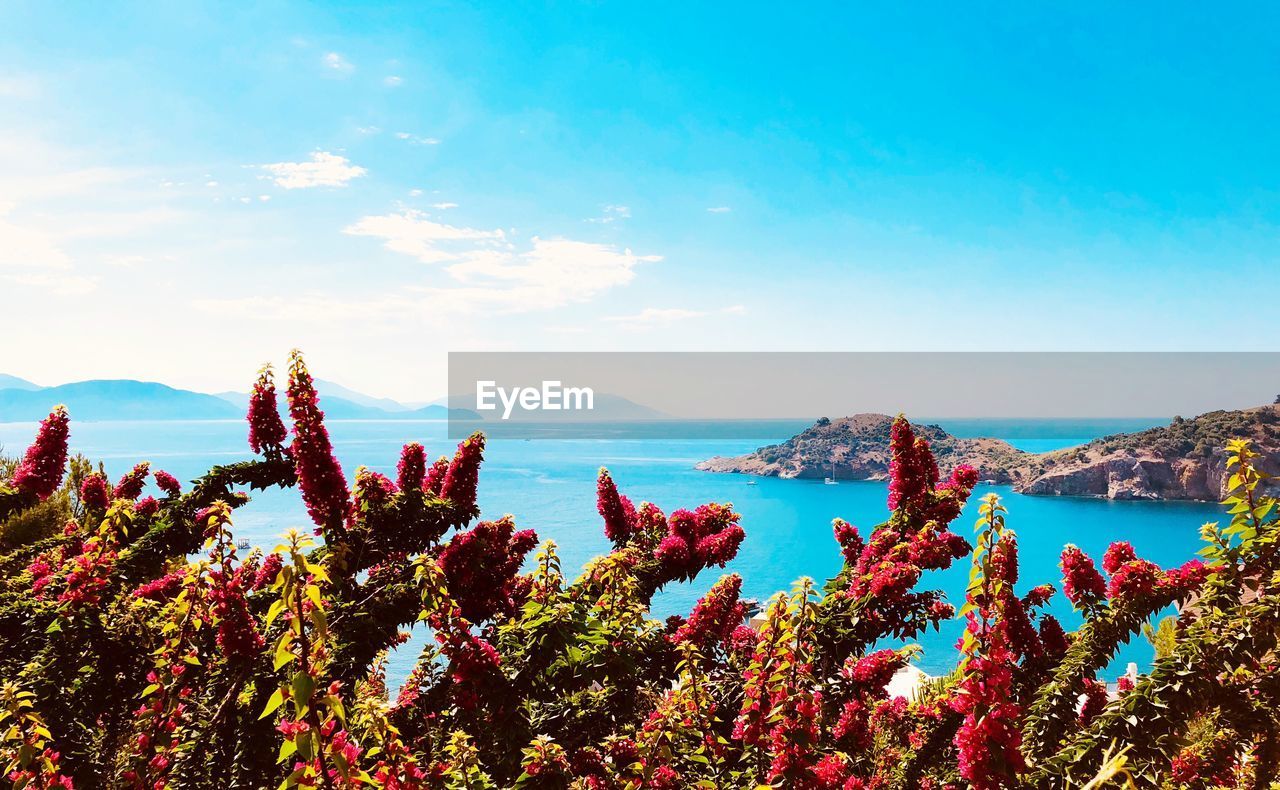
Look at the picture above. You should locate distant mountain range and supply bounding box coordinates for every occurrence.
[0,374,41,391]
[0,375,480,423]
[0,372,668,424]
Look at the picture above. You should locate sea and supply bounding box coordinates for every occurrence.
[0,417,1221,689]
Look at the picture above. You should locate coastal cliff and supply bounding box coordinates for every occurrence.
[697,405,1280,500]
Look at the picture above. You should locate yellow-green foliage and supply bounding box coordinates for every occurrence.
[0,453,95,549]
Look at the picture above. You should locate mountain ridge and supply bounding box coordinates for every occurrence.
[0,377,479,422]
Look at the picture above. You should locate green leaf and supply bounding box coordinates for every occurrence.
[264,599,287,628]
[274,642,296,670]
[291,672,316,706]
[260,688,285,719]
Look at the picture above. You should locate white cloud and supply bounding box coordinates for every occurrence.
[344,209,660,312]
[395,132,441,145]
[384,75,403,86]
[355,125,381,135]
[322,52,353,74]
[430,202,458,210]
[605,304,746,329]
[587,204,631,224]
[344,209,504,263]
[706,206,732,213]
[260,151,367,189]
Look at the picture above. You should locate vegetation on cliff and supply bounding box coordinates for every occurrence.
[701,405,1280,500]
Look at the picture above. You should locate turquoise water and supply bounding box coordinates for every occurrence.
[0,418,1218,686]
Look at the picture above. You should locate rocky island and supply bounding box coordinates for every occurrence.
[697,405,1280,500]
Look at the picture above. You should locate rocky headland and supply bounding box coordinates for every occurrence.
[696,405,1280,500]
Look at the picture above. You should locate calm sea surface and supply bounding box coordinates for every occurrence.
[0,417,1219,688]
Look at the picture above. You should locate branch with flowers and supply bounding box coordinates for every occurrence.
[1,353,1279,788]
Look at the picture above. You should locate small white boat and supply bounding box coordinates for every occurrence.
[824,461,838,485]
[236,539,250,549]
[746,479,757,486]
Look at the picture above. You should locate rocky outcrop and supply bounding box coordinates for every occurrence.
[698,406,1280,501]
[697,413,1029,485]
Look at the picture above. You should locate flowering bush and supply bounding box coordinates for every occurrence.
[1,353,1278,788]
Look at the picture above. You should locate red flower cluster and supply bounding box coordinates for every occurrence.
[1101,541,1136,574]
[597,468,638,544]
[521,738,571,779]
[886,417,979,525]
[818,424,976,654]
[1059,545,1107,610]
[438,515,537,622]
[440,434,484,515]
[134,496,160,518]
[1108,552,1210,608]
[285,350,350,534]
[1023,584,1054,608]
[8,405,70,500]
[765,688,823,784]
[990,532,1019,585]
[114,462,151,501]
[79,473,109,510]
[252,552,283,591]
[887,416,936,513]
[1165,559,1211,595]
[671,574,747,650]
[437,624,503,710]
[208,565,264,662]
[653,504,745,581]
[153,469,181,497]
[1038,615,1069,658]
[845,648,909,691]
[1062,541,1212,616]
[849,525,968,601]
[1169,733,1239,786]
[950,626,1024,789]
[351,468,398,518]
[396,442,426,492]
[1077,678,1107,725]
[833,519,864,564]
[424,456,449,496]
[247,365,287,455]
[133,571,186,602]
[56,537,117,611]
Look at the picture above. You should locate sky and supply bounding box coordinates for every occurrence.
[2,2,1278,400]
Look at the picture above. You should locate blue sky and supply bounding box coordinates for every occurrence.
[2,3,1277,398]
